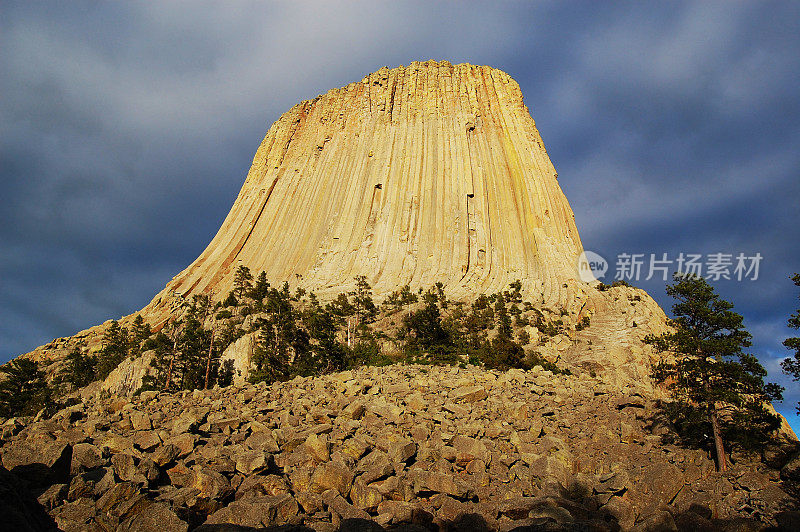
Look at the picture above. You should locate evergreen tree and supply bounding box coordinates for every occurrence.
[402,288,455,363]
[233,265,254,301]
[61,346,97,388]
[303,296,346,373]
[130,315,151,356]
[781,273,800,413]
[329,292,356,347]
[383,284,418,311]
[177,313,210,389]
[485,293,527,370]
[251,271,270,303]
[351,275,377,326]
[0,359,52,418]
[249,282,310,383]
[141,318,185,392]
[646,274,783,471]
[97,320,130,379]
[140,331,175,391]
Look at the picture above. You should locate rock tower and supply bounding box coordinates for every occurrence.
[144,60,587,320]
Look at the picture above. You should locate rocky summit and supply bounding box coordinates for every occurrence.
[2,364,799,531]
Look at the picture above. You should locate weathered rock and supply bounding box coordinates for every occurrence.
[245,430,280,453]
[129,410,152,431]
[112,453,146,484]
[236,474,291,499]
[203,494,299,528]
[412,471,473,500]
[357,450,394,484]
[95,482,148,529]
[52,498,96,532]
[451,435,489,467]
[117,500,188,532]
[350,478,384,512]
[2,440,73,486]
[632,509,677,532]
[190,467,233,500]
[132,430,161,452]
[170,414,199,436]
[152,443,181,466]
[234,448,270,475]
[453,385,488,404]
[322,488,370,521]
[70,442,105,474]
[219,332,257,386]
[342,401,367,420]
[781,452,800,484]
[305,433,331,463]
[388,440,417,464]
[37,482,67,511]
[66,473,94,501]
[3,361,795,532]
[163,433,197,458]
[310,460,355,497]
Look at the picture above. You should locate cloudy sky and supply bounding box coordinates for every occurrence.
[2,2,799,425]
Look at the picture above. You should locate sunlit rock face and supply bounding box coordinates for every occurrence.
[144,60,587,317]
[20,61,673,390]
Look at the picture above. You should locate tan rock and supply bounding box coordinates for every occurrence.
[140,61,592,323]
[309,460,354,497]
[453,385,488,403]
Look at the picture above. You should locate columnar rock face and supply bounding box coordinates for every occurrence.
[144,60,586,320]
[18,61,673,388]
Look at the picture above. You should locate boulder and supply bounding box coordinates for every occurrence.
[203,494,299,528]
[310,460,355,497]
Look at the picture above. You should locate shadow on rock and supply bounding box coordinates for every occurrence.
[0,464,58,532]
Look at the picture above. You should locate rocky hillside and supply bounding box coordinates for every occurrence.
[2,364,799,531]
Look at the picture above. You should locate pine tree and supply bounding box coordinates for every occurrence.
[249,283,310,383]
[140,331,175,391]
[781,273,800,413]
[251,271,270,303]
[142,318,184,392]
[383,284,418,311]
[646,274,783,471]
[233,265,254,302]
[329,293,356,347]
[303,296,346,373]
[402,288,454,363]
[177,313,210,389]
[0,358,52,418]
[486,293,527,370]
[61,346,97,388]
[97,320,130,379]
[130,315,151,356]
[350,275,377,337]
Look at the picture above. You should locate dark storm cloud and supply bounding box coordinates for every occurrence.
[2,1,799,423]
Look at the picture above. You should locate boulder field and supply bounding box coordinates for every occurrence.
[2,364,798,531]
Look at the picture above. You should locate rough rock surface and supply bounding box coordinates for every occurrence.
[2,364,797,531]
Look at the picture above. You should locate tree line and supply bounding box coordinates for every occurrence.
[2,265,799,477]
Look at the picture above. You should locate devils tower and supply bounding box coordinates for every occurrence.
[18,60,671,388]
[143,60,586,321]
